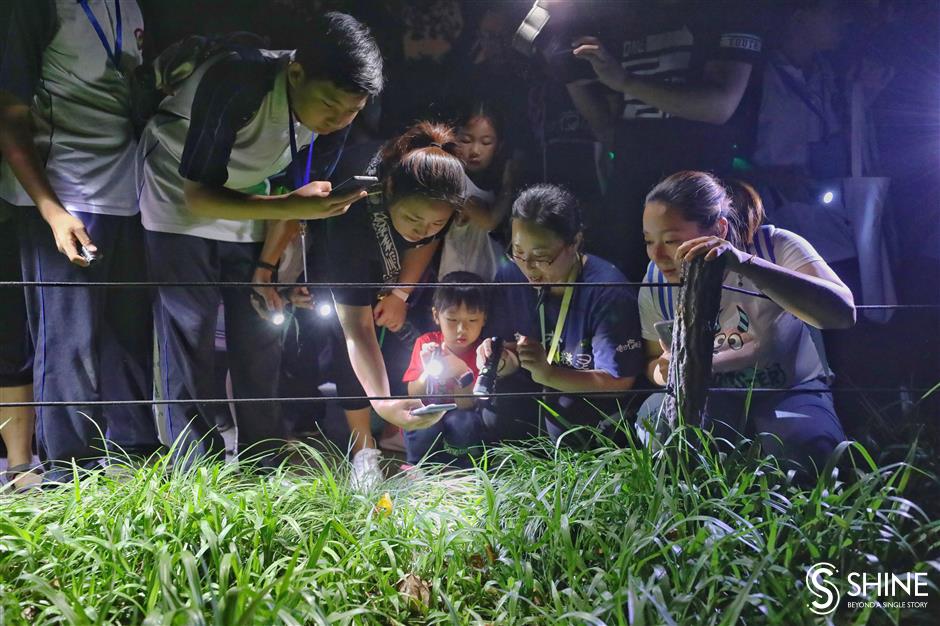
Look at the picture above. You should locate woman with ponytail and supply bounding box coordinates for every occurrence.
[638,171,855,478]
[321,121,466,489]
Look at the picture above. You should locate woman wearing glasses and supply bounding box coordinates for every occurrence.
[477,184,645,446]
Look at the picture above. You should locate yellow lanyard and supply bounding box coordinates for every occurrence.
[538,259,579,365]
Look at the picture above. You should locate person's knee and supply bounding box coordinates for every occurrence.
[442,409,487,448]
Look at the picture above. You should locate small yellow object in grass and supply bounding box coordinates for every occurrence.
[374,492,393,516]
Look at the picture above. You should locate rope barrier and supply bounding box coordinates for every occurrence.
[0,387,932,409]
[0,280,934,309]
[0,280,672,289]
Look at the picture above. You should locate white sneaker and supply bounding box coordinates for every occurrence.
[350,448,384,492]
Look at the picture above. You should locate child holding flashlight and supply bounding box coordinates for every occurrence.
[401,272,491,467]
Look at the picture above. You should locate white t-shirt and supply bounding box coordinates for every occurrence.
[438,174,502,280]
[638,225,828,388]
[136,51,314,242]
[0,0,144,215]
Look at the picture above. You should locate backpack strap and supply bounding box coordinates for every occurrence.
[645,262,674,320]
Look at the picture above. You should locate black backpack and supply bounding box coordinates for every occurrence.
[129,31,269,138]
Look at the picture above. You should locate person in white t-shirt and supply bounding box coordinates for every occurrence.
[638,171,854,477]
[137,13,383,466]
[0,0,160,484]
[443,101,519,280]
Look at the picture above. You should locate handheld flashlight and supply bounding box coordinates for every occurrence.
[425,357,444,379]
[473,337,504,398]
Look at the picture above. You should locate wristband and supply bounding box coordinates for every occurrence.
[391,288,410,303]
[255,260,278,273]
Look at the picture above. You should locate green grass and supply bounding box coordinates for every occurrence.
[0,431,937,625]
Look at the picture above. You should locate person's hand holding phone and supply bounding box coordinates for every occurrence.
[374,398,445,431]
[287,180,365,220]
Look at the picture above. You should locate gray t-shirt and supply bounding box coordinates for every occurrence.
[0,0,144,215]
[136,50,315,242]
[638,225,828,388]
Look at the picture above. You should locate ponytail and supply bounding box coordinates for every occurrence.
[725,179,765,248]
[645,171,765,248]
[377,121,466,208]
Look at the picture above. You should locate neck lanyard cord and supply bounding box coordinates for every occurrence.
[79,0,122,70]
[538,258,580,366]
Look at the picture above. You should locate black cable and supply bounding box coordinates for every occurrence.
[1,280,934,309]
[0,280,675,289]
[0,387,932,409]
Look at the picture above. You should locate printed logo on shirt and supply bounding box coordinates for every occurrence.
[713,363,787,388]
[736,306,751,333]
[560,351,594,370]
[616,339,643,353]
[719,33,762,53]
[370,211,401,284]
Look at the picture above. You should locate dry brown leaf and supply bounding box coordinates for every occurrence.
[397,573,431,610]
[485,543,497,564]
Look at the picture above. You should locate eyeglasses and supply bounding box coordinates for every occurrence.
[505,245,568,270]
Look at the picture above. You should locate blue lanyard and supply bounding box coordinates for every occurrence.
[78,0,122,71]
[285,82,314,190]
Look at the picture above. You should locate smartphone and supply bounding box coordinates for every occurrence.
[332,175,378,195]
[409,403,457,416]
[654,320,675,349]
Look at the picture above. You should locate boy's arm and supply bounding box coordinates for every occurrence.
[182,179,364,221]
[178,58,363,222]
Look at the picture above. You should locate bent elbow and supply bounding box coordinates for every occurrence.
[816,301,857,330]
[837,302,857,329]
[700,103,736,126]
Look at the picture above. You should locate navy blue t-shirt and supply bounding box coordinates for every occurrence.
[490,255,645,417]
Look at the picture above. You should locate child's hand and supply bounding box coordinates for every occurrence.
[441,352,470,379]
[419,341,441,362]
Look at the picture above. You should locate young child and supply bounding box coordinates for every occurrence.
[402,272,490,467]
[442,101,521,280]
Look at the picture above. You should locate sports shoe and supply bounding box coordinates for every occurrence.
[350,448,384,492]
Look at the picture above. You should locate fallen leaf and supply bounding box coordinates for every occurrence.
[397,573,431,610]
